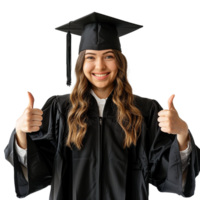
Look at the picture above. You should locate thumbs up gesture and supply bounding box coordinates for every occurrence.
[157,94,188,137]
[15,91,43,136]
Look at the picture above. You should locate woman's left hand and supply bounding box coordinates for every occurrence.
[158,93,190,138]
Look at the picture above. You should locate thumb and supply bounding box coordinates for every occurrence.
[167,94,176,111]
[27,91,34,109]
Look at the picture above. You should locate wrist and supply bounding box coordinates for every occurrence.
[15,128,27,149]
[177,124,190,151]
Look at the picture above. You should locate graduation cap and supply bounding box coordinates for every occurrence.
[55,12,143,86]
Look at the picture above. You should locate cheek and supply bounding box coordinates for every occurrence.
[111,68,118,80]
[83,64,89,74]
[83,64,92,79]
[83,63,94,75]
[110,62,118,74]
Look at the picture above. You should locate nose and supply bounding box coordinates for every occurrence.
[95,57,106,70]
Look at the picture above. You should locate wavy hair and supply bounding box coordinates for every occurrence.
[65,49,143,150]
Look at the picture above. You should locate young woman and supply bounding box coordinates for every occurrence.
[4,12,199,200]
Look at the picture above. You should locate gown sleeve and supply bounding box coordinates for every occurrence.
[147,99,200,197]
[4,95,60,198]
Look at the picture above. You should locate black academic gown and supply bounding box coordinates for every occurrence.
[4,90,200,200]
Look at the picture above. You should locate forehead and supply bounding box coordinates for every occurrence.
[85,49,113,54]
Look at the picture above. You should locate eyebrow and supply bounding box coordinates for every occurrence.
[85,51,114,56]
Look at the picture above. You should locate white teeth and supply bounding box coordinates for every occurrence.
[93,73,109,77]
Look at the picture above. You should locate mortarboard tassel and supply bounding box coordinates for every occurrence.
[66,22,71,86]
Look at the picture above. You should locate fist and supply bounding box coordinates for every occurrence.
[15,91,43,135]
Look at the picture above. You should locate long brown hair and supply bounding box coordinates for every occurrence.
[65,49,143,150]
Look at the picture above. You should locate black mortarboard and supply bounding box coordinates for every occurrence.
[55,12,143,86]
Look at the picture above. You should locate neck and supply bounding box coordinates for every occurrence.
[91,85,114,99]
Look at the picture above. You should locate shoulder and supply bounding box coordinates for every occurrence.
[56,93,71,106]
[42,93,70,114]
[133,94,161,117]
[55,93,70,114]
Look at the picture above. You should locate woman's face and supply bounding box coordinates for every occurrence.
[83,49,118,90]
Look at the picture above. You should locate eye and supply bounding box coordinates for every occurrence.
[86,56,94,60]
[105,55,114,59]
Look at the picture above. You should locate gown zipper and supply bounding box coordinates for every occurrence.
[98,116,102,200]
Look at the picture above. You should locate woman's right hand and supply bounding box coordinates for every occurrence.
[13,90,43,135]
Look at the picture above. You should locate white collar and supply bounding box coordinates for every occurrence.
[90,89,107,105]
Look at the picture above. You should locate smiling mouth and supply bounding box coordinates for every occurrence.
[92,72,110,76]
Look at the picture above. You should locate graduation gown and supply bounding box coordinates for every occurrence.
[4,90,200,200]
